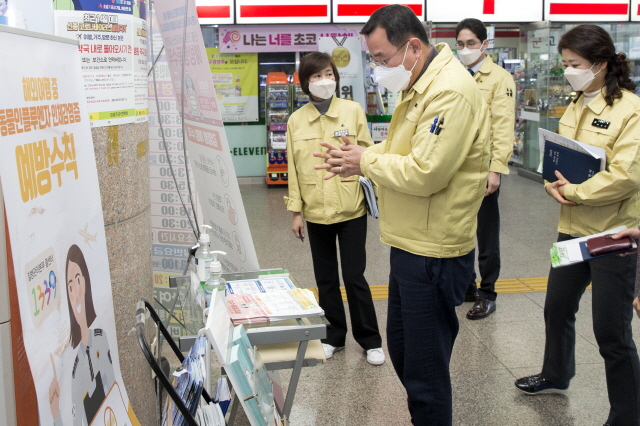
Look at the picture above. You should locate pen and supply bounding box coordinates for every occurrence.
[435,117,444,135]
[430,116,439,133]
[299,235,304,243]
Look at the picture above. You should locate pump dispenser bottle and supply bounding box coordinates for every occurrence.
[194,225,213,286]
[203,251,227,306]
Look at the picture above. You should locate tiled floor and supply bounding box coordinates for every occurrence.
[225,169,639,426]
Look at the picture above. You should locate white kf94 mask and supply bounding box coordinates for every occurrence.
[308,79,337,100]
[374,43,418,93]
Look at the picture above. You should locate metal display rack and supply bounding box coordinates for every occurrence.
[135,299,216,426]
[139,273,327,426]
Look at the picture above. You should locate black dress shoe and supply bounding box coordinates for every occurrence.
[514,373,569,394]
[464,292,479,302]
[466,298,496,319]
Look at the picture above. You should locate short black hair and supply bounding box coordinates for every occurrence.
[455,18,487,42]
[297,52,340,96]
[360,4,429,48]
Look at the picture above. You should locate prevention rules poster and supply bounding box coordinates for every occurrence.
[0,27,139,426]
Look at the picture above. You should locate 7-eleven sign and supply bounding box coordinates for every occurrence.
[427,0,543,23]
[545,0,631,21]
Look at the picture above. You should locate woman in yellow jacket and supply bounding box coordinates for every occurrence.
[284,52,384,365]
[515,25,640,426]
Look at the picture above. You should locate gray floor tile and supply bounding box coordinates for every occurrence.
[281,372,412,426]
[452,369,562,426]
[463,317,601,370]
[523,291,547,308]
[456,293,544,324]
[510,364,611,426]
[450,327,505,372]
[500,234,551,262]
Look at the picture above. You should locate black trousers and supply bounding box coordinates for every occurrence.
[542,233,640,426]
[306,215,382,350]
[387,248,474,425]
[467,187,500,301]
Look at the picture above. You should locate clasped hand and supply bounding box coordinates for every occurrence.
[545,171,576,206]
[313,135,366,180]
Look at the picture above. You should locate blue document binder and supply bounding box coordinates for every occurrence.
[542,140,601,184]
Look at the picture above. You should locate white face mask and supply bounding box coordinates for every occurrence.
[563,63,602,92]
[458,46,485,66]
[374,43,418,93]
[308,78,336,100]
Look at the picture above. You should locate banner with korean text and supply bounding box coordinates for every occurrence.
[0,27,139,426]
[147,9,203,336]
[219,24,359,53]
[154,0,260,272]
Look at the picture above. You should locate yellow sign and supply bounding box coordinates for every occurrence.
[206,48,259,122]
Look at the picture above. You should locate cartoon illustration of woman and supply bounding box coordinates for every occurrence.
[50,244,116,426]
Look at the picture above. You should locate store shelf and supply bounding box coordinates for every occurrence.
[266,170,288,186]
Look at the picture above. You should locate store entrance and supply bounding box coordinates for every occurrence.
[517,21,640,181]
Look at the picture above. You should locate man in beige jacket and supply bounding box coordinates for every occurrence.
[315,5,489,425]
[455,18,516,320]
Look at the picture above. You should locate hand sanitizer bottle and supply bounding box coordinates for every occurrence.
[194,225,213,287]
[204,251,227,306]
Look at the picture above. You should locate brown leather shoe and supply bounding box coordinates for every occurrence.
[466,298,496,320]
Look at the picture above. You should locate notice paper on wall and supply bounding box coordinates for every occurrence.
[53,0,148,126]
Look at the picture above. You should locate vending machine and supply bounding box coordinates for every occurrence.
[265,72,290,186]
[291,72,309,112]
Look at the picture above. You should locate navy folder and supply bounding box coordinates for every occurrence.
[542,140,601,184]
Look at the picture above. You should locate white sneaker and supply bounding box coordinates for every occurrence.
[322,343,344,360]
[366,348,385,365]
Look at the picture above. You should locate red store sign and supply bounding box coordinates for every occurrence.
[544,0,631,21]
[195,0,636,24]
[333,1,424,23]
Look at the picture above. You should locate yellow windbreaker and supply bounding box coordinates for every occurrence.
[553,89,640,236]
[360,43,490,258]
[475,55,516,174]
[284,96,373,224]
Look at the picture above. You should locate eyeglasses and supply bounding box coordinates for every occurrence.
[368,40,409,68]
[455,40,480,49]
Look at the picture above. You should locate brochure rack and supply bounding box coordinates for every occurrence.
[161,273,326,426]
[135,299,215,426]
[140,273,326,425]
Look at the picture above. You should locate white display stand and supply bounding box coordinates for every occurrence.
[167,274,326,426]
